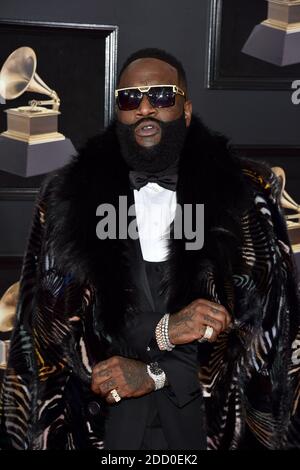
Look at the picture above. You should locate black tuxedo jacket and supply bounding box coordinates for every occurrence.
[103,222,206,450]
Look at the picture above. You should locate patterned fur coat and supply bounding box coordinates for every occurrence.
[0,116,300,449]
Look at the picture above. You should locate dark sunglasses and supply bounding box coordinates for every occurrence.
[115,84,185,111]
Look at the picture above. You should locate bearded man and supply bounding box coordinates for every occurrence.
[0,49,299,450]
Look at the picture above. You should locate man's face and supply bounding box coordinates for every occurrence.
[116,58,192,148]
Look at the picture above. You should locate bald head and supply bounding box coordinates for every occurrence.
[118,57,185,92]
[118,47,188,92]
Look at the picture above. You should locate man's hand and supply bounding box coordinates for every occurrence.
[91,356,155,404]
[168,299,232,345]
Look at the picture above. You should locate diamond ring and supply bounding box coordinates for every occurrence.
[110,388,121,403]
[198,325,214,343]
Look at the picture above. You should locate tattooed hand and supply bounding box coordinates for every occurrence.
[91,356,155,404]
[168,299,232,345]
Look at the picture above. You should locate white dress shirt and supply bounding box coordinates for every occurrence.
[133,182,177,262]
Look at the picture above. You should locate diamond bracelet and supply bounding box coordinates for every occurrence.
[155,313,175,351]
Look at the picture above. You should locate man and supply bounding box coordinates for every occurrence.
[0,48,299,450]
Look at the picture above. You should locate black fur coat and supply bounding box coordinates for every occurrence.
[0,116,300,449]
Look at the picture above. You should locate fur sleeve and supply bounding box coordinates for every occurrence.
[0,179,104,449]
[199,170,300,449]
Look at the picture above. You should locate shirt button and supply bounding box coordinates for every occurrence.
[147,346,151,351]
[87,401,102,416]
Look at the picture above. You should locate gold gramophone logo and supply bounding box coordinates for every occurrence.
[272,166,300,252]
[0,46,65,144]
[243,0,300,66]
[262,0,300,32]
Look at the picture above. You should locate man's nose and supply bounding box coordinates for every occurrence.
[136,94,157,117]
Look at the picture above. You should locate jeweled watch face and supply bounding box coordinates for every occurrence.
[149,362,162,375]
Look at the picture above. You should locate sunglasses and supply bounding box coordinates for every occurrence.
[115,84,185,111]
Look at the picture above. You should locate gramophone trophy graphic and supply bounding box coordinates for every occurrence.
[272,167,300,251]
[0,281,19,369]
[243,0,300,66]
[0,46,75,176]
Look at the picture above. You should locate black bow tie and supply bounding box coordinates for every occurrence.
[129,171,178,191]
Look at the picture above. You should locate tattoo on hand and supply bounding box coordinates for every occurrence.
[102,379,116,393]
[203,314,217,325]
[210,307,220,315]
[170,310,194,339]
[122,361,147,391]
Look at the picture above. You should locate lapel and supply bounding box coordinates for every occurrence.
[126,190,156,312]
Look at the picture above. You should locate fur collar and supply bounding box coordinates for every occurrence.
[42,115,262,332]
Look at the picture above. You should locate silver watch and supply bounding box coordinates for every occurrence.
[146,362,166,390]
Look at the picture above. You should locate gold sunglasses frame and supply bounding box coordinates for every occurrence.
[114,84,185,99]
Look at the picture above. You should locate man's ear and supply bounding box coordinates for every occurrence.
[184,100,192,127]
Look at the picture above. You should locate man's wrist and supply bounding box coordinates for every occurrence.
[146,362,167,390]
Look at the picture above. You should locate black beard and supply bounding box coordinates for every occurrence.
[115,114,187,174]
